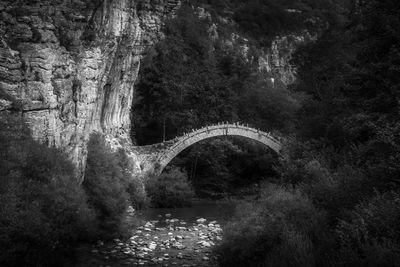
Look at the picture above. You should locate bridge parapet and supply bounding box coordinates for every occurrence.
[171,123,281,145]
[156,123,282,174]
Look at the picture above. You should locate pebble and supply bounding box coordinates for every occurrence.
[198,241,211,247]
[196,218,207,224]
[89,216,223,266]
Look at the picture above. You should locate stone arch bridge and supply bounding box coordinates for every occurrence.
[131,122,282,176]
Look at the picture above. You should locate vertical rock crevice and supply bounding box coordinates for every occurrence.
[0,0,181,179]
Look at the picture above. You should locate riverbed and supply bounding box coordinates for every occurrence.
[77,200,236,267]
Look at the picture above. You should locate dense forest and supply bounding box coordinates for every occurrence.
[131,0,352,195]
[217,0,400,266]
[133,0,400,265]
[1,0,400,266]
[131,1,301,195]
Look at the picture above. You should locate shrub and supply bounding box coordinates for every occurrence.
[215,183,326,267]
[277,140,373,224]
[0,114,95,267]
[115,148,149,209]
[335,191,400,267]
[146,167,194,208]
[82,133,130,239]
[127,178,149,210]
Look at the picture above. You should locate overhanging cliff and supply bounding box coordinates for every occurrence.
[0,0,180,178]
[0,0,321,180]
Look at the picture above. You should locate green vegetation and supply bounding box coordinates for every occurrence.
[215,0,400,266]
[2,0,399,266]
[0,116,144,266]
[171,137,279,197]
[83,133,130,239]
[194,0,349,45]
[0,114,96,267]
[216,184,325,267]
[335,191,400,266]
[132,4,299,145]
[132,3,298,195]
[146,167,194,208]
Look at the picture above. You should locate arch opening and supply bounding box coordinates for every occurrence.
[159,135,281,198]
[153,123,282,175]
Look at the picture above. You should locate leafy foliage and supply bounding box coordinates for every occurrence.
[215,0,400,266]
[0,117,146,265]
[335,191,400,266]
[132,3,298,195]
[82,133,131,239]
[0,114,95,267]
[171,137,279,197]
[216,184,326,267]
[292,0,400,186]
[132,4,299,145]
[195,0,350,45]
[146,167,194,208]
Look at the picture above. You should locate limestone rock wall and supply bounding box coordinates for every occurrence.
[223,31,315,86]
[197,7,317,87]
[258,31,317,85]
[0,0,180,178]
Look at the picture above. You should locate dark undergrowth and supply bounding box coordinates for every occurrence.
[215,0,400,266]
[146,167,194,208]
[0,115,145,267]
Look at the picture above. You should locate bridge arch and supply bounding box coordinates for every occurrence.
[154,123,282,175]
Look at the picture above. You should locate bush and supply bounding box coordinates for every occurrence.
[215,183,326,267]
[115,149,149,209]
[277,140,373,224]
[0,116,146,265]
[334,191,400,267]
[0,114,95,267]
[146,167,194,208]
[82,133,130,239]
[127,178,149,210]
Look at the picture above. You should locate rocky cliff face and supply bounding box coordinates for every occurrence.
[258,31,317,85]
[0,0,316,180]
[223,31,316,86]
[0,0,180,178]
[197,7,317,87]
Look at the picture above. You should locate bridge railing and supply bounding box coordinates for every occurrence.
[158,122,282,158]
[136,122,283,155]
[178,122,282,144]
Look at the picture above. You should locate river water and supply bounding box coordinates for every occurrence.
[77,199,237,267]
[136,199,236,226]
